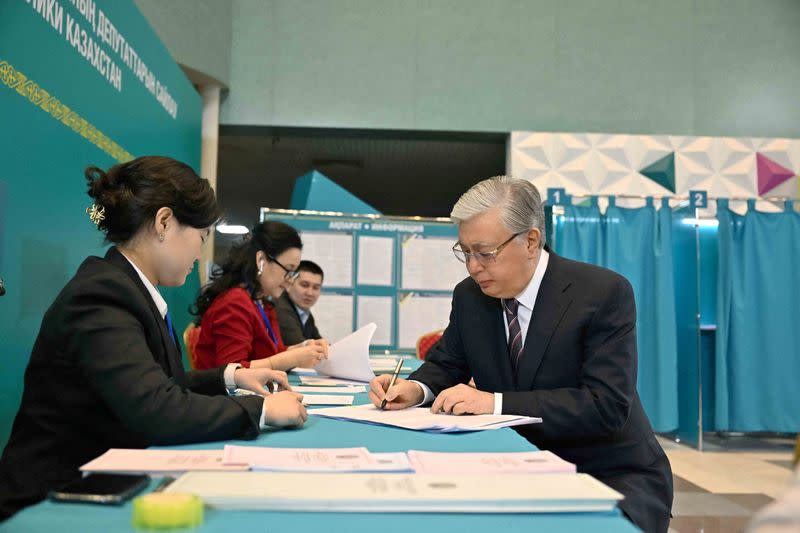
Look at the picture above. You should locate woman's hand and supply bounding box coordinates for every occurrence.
[285,343,328,368]
[233,367,290,395]
[263,391,307,428]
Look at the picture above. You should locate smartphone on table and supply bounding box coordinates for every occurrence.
[49,473,150,505]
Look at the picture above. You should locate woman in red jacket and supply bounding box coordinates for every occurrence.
[192,221,328,370]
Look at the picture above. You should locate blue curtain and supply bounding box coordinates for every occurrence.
[554,198,678,432]
[715,199,800,432]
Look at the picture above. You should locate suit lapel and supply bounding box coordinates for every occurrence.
[517,253,573,391]
[105,247,186,382]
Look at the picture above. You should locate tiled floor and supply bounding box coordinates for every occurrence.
[659,435,797,533]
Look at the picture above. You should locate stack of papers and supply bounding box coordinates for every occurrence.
[310,404,542,433]
[292,385,366,394]
[80,449,248,476]
[222,446,411,473]
[302,395,354,406]
[407,450,575,475]
[165,471,623,513]
[300,376,368,386]
[368,357,413,374]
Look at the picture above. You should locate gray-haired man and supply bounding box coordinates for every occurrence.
[370,176,673,532]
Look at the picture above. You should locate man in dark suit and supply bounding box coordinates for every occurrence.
[369,176,673,533]
[274,260,323,346]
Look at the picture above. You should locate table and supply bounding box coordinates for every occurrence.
[1,360,639,532]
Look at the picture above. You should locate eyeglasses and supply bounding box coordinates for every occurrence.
[452,232,524,265]
[268,255,299,281]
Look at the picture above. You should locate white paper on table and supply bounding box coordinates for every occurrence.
[289,367,318,375]
[369,452,413,472]
[292,385,366,394]
[357,235,394,286]
[369,360,413,373]
[312,293,354,346]
[407,450,576,475]
[310,404,542,433]
[165,471,624,513]
[299,376,369,386]
[300,231,353,288]
[401,235,465,291]
[356,296,392,345]
[302,395,354,406]
[313,322,376,382]
[80,449,248,475]
[397,294,453,349]
[221,446,406,473]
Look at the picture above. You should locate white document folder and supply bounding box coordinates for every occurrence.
[165,471,623,513]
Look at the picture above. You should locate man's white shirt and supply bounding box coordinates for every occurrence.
[411,249,550,415]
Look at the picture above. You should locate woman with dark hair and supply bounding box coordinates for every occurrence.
[0,156,307,521]
[192,221,329,370]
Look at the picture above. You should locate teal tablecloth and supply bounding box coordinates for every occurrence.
[1,358,639,532]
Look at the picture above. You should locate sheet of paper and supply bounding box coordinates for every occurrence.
[369,452,413,472]
[300,376,369,386]
[80,449,248,475]
[311,293,353,344]
[401,235,466,291]
[369,360,413,373]
[356,295,393,345]
[357,235,394,286]
[407,450,576,475]
[299,231,353,288]
[302,395,354,406]
[291,385,366,394]
[222,446,374,472]
[397,294,452,349]
[310,404,542,433]
[166,472,623,513]
[288,367,318,375]
[313,322,376,382]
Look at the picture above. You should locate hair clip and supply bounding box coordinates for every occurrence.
[86,204,106,225]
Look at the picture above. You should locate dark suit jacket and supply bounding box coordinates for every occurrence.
[0,247,264,520]
[410,250,673,533]
[274,292,321,346]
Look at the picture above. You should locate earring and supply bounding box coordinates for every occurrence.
[159,232,165,242]
[256,260,264,276]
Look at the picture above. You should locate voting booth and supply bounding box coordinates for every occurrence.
[261,208,463,352]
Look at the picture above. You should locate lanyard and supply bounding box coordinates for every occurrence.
[255,300,279,346]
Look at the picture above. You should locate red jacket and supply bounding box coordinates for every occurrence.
[194,287,286,369]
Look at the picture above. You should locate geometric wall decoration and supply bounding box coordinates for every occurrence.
[640,153,676,193]
[509,132,800,200]
[756,153,795,195]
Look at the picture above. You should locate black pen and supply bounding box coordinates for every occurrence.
[379,358,404,410]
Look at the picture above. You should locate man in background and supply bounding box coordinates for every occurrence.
[274,260,323,345]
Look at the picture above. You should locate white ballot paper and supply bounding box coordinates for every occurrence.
[368,358,413,373]
[165,471,623,513]
[292,385,366,394]
[313,323,377,382]
[299,376,368,386]
[302,395,354,406]
[407,450,576,475]
[288,367,318,375]
[221,446,408,473]
[310,404,542,433]
[80,449,248,476]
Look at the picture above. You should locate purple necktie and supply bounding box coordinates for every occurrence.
[502,298,524,376]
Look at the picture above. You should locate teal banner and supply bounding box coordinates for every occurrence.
[0,0,202,448]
